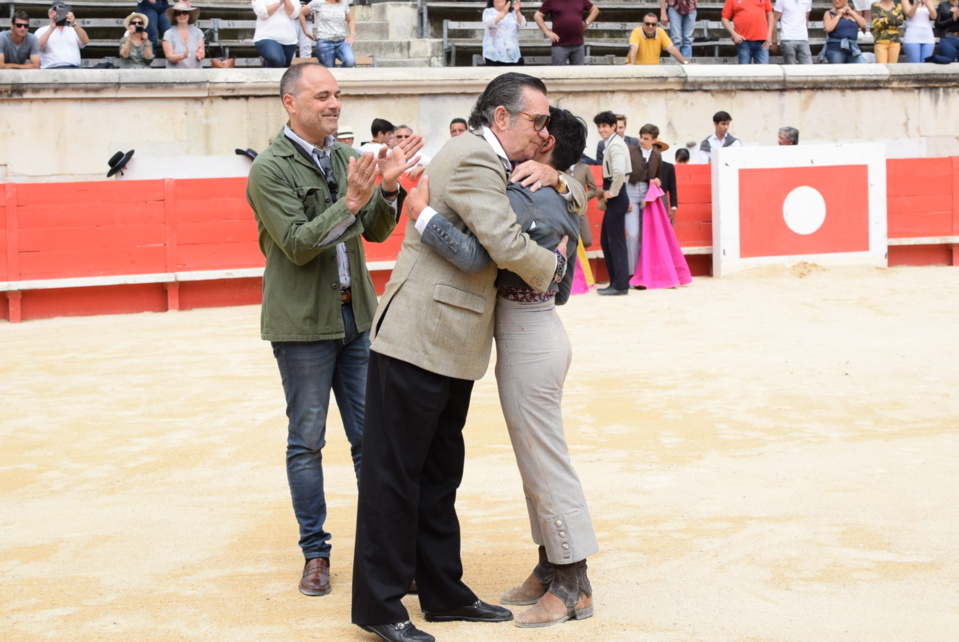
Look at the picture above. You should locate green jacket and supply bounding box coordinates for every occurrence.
[246,128,401,341]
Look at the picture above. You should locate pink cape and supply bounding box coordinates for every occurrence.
[570,237,595,295]
[629,182,692,290]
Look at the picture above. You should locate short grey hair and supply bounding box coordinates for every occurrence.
[468,72,547,130]
[778,126,799,144]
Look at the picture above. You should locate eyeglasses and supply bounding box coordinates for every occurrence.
[517,111,551,132]
[643,21,658,26]
[175,11,189,16]
[317,152,339,196]
[14,22,29,28]
[130,21,143,25]
[395,134,410,140]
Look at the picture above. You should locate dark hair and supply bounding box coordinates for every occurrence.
[713,110,732,124]
[468,72,548,129]
[615,114,627,123]
[14,9,30,22]
[450,117,467,127]
[639,123,659,139]
[644,12,658,20]
[593,111,618,127]
[371,118,395,138]
[778,126,799,144]
[279,61,322,99]
[545,107,587,171]
[675,148,690,163]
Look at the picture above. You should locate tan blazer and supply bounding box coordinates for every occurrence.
[571,162,599,247]
[370,131,582,381]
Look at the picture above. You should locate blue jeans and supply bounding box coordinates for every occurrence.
[736,40,769,64]
[902,42,935,63]
[136,1,170,49]
[256,39,296,67]
[825,47,865,64]
[667,7,696,59]
[271,303,367,560]
[938,35,959,62]
[316,38,355,67]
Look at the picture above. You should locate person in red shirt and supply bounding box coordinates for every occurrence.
[534,0,600,65]
[722,0,774,63]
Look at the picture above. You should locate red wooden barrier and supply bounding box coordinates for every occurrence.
[2,160,957,323]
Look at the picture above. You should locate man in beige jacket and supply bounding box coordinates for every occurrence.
[351,72,585,642]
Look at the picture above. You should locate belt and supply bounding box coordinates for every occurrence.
[498,286,556,303]
[341,288,352,305]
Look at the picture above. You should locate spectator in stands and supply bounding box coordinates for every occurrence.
[778,126,799,144]
[660,0,697,59]
[253,0,300,67]
[872,0,904,62]
[533,0,599,65]
[627,12,688,64]
[295,0,314,57]
[137,0,169,51]
[721,0,774,64]
[118,12,154,69]
[595,114,637,166]
[449,117,467,137]
[36,2,89,69]
[594,110,632,295]
[700,111,741,163]
[823,0,867,63]
[394,125,430,180]
[902,0,937,62]
[771,0,813,63]
[625,123,663,275]
[305,0,355,68]
[482,0,526,65]
[0,10,40,69]
[163,2,204,68]
[654,139,678,224]
[336,124,355,147]
[933,0,959,61]
[357,118,394,155]
[675,147,690,164]
[852,0,873,39]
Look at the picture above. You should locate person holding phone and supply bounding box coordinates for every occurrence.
[119,12,155,68]
[36,2,89,69]
[823,0,868,63]
[483,0,526,65]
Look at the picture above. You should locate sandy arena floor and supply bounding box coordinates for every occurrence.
[2,264,958,641]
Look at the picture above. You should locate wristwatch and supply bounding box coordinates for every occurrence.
[555,173,569,194]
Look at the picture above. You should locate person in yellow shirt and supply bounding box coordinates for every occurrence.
[627,13,688,64]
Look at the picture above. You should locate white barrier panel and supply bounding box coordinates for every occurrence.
[711,144,887,277]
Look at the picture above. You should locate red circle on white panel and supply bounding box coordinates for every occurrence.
[783,186,826,235]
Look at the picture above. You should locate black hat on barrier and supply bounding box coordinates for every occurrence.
[235,148,258,161]
[107,150,135,177]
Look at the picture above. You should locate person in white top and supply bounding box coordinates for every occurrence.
[771,0,813,63]
[700,110,741,164]
[36,2,89,69]
[901,0,938,61]
[304,0,355,67]
[252,0,301,67]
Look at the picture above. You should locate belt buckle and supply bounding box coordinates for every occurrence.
[340,288,352,305]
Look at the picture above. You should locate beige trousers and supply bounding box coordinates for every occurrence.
[494,296,599,565]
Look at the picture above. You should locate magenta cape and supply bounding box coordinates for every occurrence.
[629,182,692,290]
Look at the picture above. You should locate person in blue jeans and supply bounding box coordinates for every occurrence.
[661,0,697,59]
[933,0,959,61]
[305,0,356,67]
[823,0,867,63]
[722,0,774,64]
[136,0,170,49]
[252,0,300,67]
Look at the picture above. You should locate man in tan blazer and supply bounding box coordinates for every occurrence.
[571,160,601,247]
[351,72,585,642]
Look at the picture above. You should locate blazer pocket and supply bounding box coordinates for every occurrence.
[432,283,487,315]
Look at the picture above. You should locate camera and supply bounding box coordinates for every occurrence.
[135,25,145,33]
[55,5,70,25]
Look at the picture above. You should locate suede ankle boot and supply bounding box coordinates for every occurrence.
[500,546,553,606]
[514,559,593,628]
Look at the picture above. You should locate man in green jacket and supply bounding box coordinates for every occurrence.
[246,62,422,599]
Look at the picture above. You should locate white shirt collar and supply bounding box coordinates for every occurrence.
[481,125,512,171]
[284,124,336,157]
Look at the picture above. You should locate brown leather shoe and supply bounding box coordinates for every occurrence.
[298,557,331,596]
[514,590,593,628]
[500,573,548,606]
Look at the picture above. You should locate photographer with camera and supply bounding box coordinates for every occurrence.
[119,12,155,69]
[36,2,89,68]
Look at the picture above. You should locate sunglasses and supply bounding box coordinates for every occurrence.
[517,111,551,131]
[395,134,410,140]
[130,20,143,25]
[644,21,658,26]
[175,11,189,16]
[14,22,30,28]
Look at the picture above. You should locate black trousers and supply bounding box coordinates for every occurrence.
[600,178,630,290]
[351,351,478,625]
